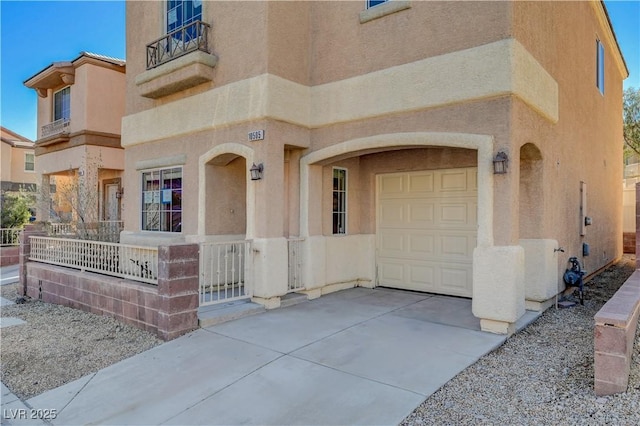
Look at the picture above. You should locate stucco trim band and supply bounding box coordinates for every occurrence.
[135,154,187,171]
[122,39,558,147]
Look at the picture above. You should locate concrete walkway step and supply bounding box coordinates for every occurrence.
[198,300,266,328]
[280,292,308,308]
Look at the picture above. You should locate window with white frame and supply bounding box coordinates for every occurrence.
[141,167,182,232]
[596,39,605,95]
[367,0,389,8]
[24,153,35,172]
[332,168,347,234]
[53,87,70,122]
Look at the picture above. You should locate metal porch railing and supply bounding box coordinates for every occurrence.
[199,240,251,306]
[41,118,70,138]
[0,228,22,247]
[29,236,158,284]
[146,20,210,69]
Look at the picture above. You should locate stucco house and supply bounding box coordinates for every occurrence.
[24,52,126,229]
[121,0,628,334]
[1,127,37,196]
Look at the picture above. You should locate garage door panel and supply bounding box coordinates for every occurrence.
[377,168,477,297]
[378,232,405,256]
[440,234,472,257]
[407,173,434,194]
[408,234,435,256]
[407,201,435,225]
[439,266,471,295]
[439,170,469,192]
[380,175,404,195]
[408,264,435,286]
[378,261,405,286]
[379,202,405,226]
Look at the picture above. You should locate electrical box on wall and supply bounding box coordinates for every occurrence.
[580,181,587,236]
[583,242,590,256]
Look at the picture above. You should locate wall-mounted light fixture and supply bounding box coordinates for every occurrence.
[250,163,264,180]
[493,151,508,174]
[116,188,124,199]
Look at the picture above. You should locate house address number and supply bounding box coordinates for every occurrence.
[248,130,265,142]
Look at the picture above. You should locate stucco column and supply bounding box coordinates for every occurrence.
[472,245,525,334]
[472,149,525,334]
[250,144,287,306]
[299,164,326,298]
[520,238,560,311]
[38,174,51,223]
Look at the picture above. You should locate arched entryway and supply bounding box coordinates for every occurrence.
[197,143,256,305]
[198,143,256,239]
[299,132,495,298]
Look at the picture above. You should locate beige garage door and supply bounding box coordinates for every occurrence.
[376,168,477,297]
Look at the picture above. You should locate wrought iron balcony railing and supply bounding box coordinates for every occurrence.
[41,118,70,138]
[146,20,211,70]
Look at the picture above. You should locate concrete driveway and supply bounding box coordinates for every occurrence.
[4,287,538,425]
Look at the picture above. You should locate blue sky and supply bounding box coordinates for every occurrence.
[0,1,638,142]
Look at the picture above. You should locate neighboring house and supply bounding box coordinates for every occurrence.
[1,127,37,195]
[122,0,628,333]
[23,52,126,226]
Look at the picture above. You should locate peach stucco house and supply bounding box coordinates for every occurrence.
[24,52,126,227]
[1,127,37,196]
[122,0,628,334]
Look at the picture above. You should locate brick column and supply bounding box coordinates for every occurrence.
[636,182,640,269]
[18,224,47,296]
[156,244,199,340]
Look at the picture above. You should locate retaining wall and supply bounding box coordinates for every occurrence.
[19,225,199,341]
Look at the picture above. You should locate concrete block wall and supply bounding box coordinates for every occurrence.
[19,234,199,341]
[594,270,640,396]
[623,232,636,254]
[0,246,20,266]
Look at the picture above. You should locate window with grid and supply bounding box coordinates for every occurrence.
[597,40,605,95]
[141,167,182,232]
[24,153,35,171]
[167,0,202,38]
[367,0,389,8]
[332,168,347,235]
[53,87,70,121]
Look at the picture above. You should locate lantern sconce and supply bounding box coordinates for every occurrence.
[493,151,508,174]
[116,188,124,199]
[250,163,264,181]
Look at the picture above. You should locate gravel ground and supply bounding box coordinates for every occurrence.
[1,256,639,424]
[403,254,640,425]
[0,283,162,400]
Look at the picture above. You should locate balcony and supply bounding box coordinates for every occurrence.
[41,118,70,138]
[146,21,211,70]
[136,20,217,99]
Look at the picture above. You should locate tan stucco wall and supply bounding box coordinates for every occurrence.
[35,63,125,139]
[84,64,126,135]
[0,142,10,181]
[511,0,625,279]
[1,142,37,187]
[122,1,626,329]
